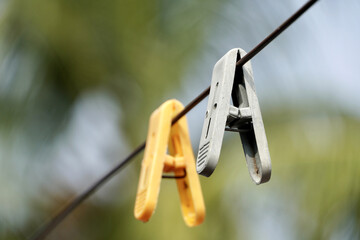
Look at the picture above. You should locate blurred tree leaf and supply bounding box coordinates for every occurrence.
[1,0,222,144]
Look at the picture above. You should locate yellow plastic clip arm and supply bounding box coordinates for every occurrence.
[134,99,205,227]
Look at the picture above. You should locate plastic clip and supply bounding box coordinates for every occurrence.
[196,48,271,184]
[134,99,205,226]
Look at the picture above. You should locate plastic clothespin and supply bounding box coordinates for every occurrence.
[134,99,205,227]
[196,48,272,184]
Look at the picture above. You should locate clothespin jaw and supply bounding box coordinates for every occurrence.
[134,99,205,227]
[196,48,271,184]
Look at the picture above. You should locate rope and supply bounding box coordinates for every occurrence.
[29,1,318,239]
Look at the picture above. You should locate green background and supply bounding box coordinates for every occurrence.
[0,0,359,239]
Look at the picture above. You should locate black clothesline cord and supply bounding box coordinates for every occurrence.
[29,1,318,239]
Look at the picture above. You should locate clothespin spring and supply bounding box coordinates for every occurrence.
[162,170,187,179]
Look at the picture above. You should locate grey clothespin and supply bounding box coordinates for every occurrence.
[196,48,271,184]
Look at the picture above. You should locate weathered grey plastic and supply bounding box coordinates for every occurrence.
[196,48,271,184]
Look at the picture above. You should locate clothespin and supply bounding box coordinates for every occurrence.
[134,99,205,227]
[196,48,272,184]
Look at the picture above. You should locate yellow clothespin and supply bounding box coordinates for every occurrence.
[134,99,205,227]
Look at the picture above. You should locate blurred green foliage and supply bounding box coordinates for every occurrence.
[18,111,359,240]
[1,0,220,143]
[1,0,360,240]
